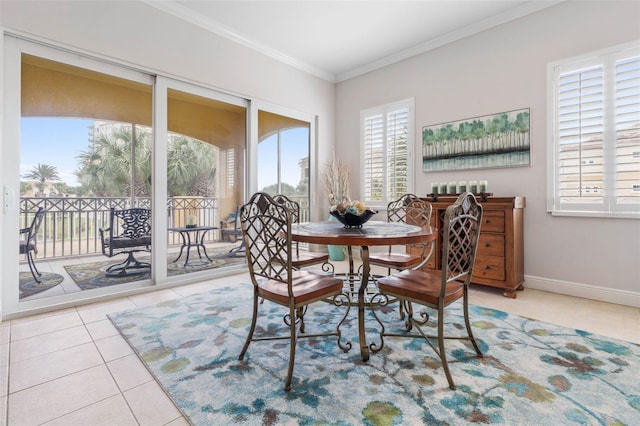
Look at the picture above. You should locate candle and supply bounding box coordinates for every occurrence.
[469,180,478,193]
[186,214,197,227]
[458,181,467,193]
[479,180,488,193]
[448,181,457,194]
[431,182,439,195]
[440,182,447,194]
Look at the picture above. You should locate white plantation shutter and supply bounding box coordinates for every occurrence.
[548,42,640,218]
[556,64,605,205]
[615,55,640,209]
[363,113,384,202]
[362,99,414,206]
[386,110,409,199]
[225,148,235,195]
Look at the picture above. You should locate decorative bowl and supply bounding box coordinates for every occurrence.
[330,209,377,228]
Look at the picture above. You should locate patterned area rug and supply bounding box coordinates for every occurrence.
[65,250,246,290]
[19,272,64,298]
[109,283,640,425]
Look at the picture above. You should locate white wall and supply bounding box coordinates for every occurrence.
[336,1,640,304]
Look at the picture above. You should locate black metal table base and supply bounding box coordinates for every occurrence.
[169,226,217,267]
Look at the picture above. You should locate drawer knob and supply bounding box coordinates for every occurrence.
[485,265,491,270]
[484,243,490,247]
[485,219,491,223]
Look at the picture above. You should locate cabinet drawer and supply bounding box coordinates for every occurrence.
[473,256,505,281]
[477,233,504,257]
[481,210,505,233]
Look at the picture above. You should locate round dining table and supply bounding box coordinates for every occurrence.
[291,220,438,361]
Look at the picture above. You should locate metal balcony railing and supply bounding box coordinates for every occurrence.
[19,196,220,260]
[19,195,312,260]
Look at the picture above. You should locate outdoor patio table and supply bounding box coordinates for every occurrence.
[291,220,438,361]
[169,225,218,267]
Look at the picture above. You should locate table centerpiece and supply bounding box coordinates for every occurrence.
[329,201,377,228]
[323,158,376,228]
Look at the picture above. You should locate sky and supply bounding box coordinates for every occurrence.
[21,117,309,189]
[20,117,93,186]
[257,127,309,191]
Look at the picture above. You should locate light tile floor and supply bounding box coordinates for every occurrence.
[1,268,638,425]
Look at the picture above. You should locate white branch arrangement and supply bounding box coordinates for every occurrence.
[322,158,370,218]
[322,158,350,207]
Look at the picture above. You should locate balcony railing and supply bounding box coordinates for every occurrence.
[19,195,311,260]
[19,196,219,259]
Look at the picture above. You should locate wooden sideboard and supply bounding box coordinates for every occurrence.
[417,195,525,298]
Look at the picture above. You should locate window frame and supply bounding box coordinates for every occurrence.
[546,41,640,219]
[360,98,415,208]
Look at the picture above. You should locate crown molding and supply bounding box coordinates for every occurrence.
[142,0,336,82]
[336,0,565,82]
[143,0,565,84]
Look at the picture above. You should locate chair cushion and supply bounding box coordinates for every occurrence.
[369,252,422,269]
[221,228,242,235]
[258,270,343,306]
[377,269,464,307]
[110,236,151,250]
[291,252,330,268]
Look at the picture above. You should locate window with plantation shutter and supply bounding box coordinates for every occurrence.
[361,99,414,206]
[548,42,640,218]
[225,148,235,196]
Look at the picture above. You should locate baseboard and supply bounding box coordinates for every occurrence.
[524,275,640,308]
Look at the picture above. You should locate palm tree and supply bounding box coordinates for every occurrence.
[76,124,152,197]
[23,163,60,195]
[20,181,33,196]
[77,124,217,198]
[167,136,217,197]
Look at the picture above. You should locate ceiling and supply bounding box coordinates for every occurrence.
[145,0,563,83]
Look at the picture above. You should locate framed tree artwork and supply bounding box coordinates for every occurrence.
[422,108,530,172]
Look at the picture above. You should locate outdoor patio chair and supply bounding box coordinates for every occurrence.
[100,207,152,276]
[220,206,242,242]
[371,192,484,390]
[238,192,351,391]
[273,194,334,274]
[19,207,45,283]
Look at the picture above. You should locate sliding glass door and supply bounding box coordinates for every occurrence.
[4,39,155,311]
[2,36,320,318]
[256,108,313,221]
[165,85,247,277]
[2,37,250,316]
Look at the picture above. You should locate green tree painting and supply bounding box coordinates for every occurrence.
[422,108,530,172]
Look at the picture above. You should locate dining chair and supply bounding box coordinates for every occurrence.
[371,192,484,390]
[368,194,433,319]
[19,207,45,283]
[238,192,351,391]
[369,193,434,274]
[273,194,334,274]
